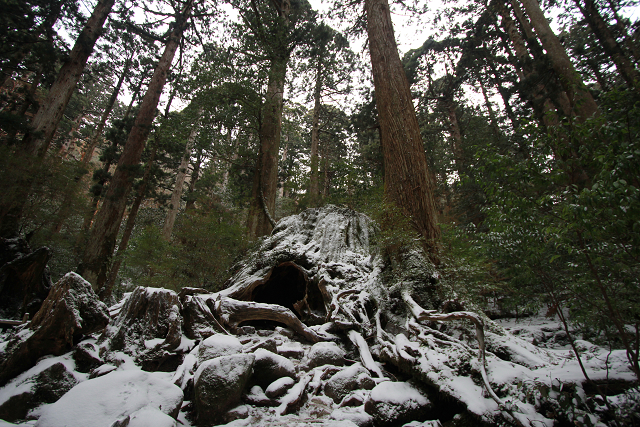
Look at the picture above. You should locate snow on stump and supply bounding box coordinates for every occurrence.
[194,353,255,425]
[324,363,374,404]
[33,370,183,427]
[196,333,242,366]
[252,348,296,388]
[302,341,346,370]
[364,381,432,426]
[100,286,183,368]
[0,272,109,386]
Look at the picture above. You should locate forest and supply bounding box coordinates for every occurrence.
[0,0,639,425]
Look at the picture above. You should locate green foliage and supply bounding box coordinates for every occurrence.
[469,87,640,363]
[121,207,248,292]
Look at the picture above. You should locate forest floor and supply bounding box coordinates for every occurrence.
[0,306,638,427]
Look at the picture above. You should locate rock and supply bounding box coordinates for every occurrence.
[225,404,250,422]
[339,391,367,407]
[113,406,178,427]
[364,382,431,426]
[72,341,102,373]
[246,337,278,353]
[0,238,52,320]
[0,360,78,422]
[240,325,256,335]
[265,376,295,398]
[302,341,346,370]
[252,348,296,388]
[194,353,255,425]
[100,287,183,360]
[0,272,109,386]
[331,407,374,427]
[277,342,305,359]
[196,333,242,365]
[243,385,273,406]
[34,370,183,427]
[325,363,373,403]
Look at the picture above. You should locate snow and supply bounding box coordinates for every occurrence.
[369,381,429,407]
[126,406,177,427]
[197,333,243,364]
[33,370,183,427]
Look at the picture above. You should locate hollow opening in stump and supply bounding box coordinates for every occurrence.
[248,262,326,326]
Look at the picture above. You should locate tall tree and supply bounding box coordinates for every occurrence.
[364,0,441,254]
[78,0,195,292]
[21,0,117,157]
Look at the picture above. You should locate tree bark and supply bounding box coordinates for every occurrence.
[21,0,116,157]
[77,0,194,293]
[247,54,289,239]
[185,148,203,212]
[82,55,133,165]
[308,58,323,207]
[577,0,640,94]
[364,0,441,254]
[519,0,599,121]
[162,116,200,240]
[102,143,158,302]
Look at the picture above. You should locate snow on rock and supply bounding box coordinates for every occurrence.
[194,353,255,424]
[0,272,109,386]
[364,381,432,426]
[265,376,295,398]
[252,348,296,388]
[196,333,242,365]
[324,363,374,404]
[243,385,272,406]
[118,405,178,427]
[0,355,82,423]
[330,406,374,427]
[33,370,183,427]
[302,342,346,370]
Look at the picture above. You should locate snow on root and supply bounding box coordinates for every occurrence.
[34,370,183,427]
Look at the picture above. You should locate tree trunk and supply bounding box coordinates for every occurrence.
[308,59,323,207]
[185,148,203,212]
[82,55,133,165]
[77,0,193,293]
[102,143,158,302]
[577,0,640,94]
[21,0,116,157]
[162,117,199,240]
[519,0,599,121]
[444,99,464,171]
[364,0,441,254]
[247,54,288,239]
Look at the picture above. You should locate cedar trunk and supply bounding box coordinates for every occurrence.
[162,121,199,240]
[82,56,132,165]
[308,59,323,206]
[364,0,441,252]
[22,0,116,157]
[519,0,599,121]
[577,0,640,93]
[247,55,288,239]
[78,1,193,292]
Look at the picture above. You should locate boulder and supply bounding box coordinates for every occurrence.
[0,272,109,386]
[364,382,432,426]
[196,333,242,365]
[265,376,295,398]
[111,406,178,427]
[331,407,374,427]
[100,287,183,365]
[194,353,255,425]
[34,370,183,427]
[243,385,273,406]
[0,360,78,422]
[72,341,103,373]
[324,363,374,404]
[277,341,305,359]
[302,341,346,370]
[0,238,52,320]
[252,348,296,388]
